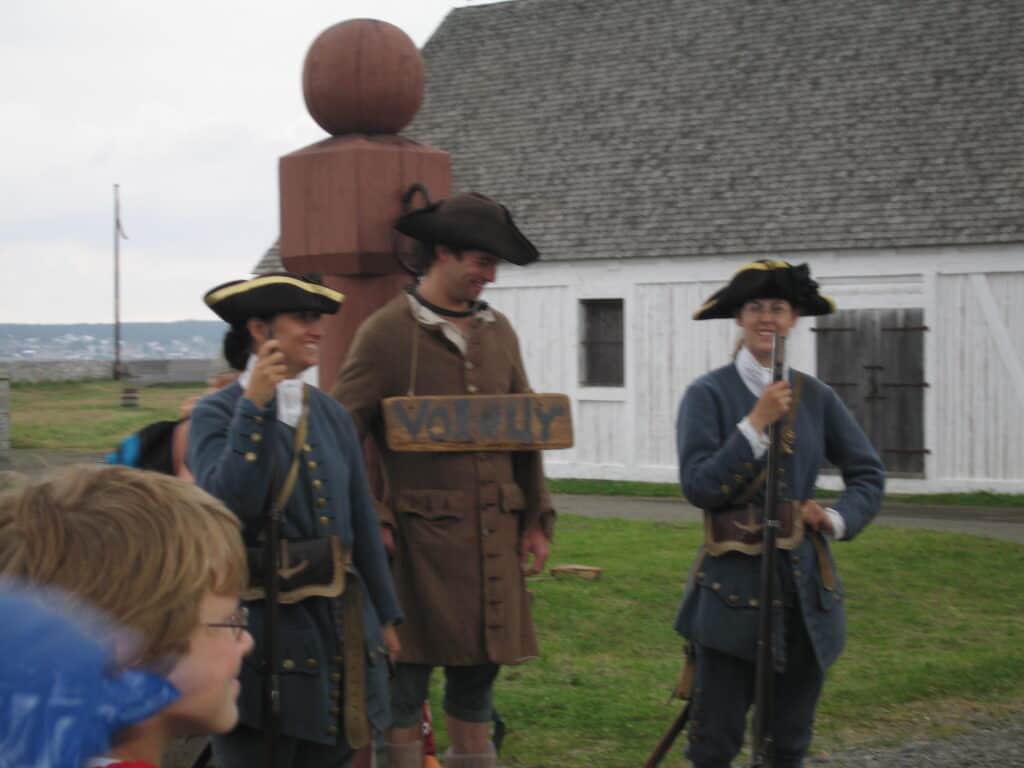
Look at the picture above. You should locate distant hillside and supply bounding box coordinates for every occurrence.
[0,321,227,361]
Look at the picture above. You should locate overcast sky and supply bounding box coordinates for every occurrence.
[1,1,484,324]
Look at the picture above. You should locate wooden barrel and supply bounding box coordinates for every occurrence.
[121,387,139,408]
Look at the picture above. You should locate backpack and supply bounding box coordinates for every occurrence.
[105,419,182,475]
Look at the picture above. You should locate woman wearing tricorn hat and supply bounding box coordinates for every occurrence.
[187,272,402,768]
[673,260,884,768]
[334,193,553,767]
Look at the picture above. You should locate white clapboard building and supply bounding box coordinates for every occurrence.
[261,0,1024,492]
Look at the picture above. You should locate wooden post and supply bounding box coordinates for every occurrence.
[278,19,452,389]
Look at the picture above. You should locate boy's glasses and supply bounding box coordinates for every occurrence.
[204,606,249,640]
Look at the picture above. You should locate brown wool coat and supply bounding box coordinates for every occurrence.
[332,295,555,666]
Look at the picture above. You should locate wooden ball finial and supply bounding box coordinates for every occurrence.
[302,18,424,135]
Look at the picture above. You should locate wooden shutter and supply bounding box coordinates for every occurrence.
[815,308,928,476]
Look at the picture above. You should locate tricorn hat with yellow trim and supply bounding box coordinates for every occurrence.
[693,260,835,320]
[203,273,344,326]
[395,192,539,266]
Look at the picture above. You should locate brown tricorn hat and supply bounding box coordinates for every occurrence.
[394,192,539,266]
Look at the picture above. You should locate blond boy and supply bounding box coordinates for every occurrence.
[0,465,254,767]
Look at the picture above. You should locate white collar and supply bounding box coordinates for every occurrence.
[405,292,495,356]
[735,344,789,398]
[237,354,305,428]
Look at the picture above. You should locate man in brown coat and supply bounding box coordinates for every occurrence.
[332,193,554,768]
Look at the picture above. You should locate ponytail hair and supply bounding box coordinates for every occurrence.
[222,325,251,372]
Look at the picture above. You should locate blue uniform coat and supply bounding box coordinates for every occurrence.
[188,382,402,745]
[674,364,884,670]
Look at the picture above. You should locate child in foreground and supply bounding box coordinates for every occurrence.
[0,465,254,768]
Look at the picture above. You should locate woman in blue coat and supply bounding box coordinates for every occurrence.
[187,273,402,768]
[674,260,884,768]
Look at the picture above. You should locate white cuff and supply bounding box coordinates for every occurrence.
[737,417,770,459]
[825,508,846,541]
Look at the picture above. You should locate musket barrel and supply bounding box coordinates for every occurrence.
[750,332,786,767]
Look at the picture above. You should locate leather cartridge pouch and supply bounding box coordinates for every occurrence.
[704,500,806,556]
[703,374,805,557]
[242,535,349,604]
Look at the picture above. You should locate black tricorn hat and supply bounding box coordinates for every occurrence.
[394,192,539,266]
[693,260,836,320]
[203,273,344,326]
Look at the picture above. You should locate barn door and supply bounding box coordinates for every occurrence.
[815,308,928,476]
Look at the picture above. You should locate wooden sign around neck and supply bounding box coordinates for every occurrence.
[382,393,573,452]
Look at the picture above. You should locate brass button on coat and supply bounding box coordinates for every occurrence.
[245,452,257,462]
[313,479,323,490]
[251,432,262,442]
[282,658,296,671]
[720,484,731,494]
[319,515,329,526]
[316,498,327,508]
[467,384,479,393]
[306,658,318,669]
[308,460,318,470]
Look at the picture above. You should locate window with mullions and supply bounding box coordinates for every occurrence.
[580,299,624,387]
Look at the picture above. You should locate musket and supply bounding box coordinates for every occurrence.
[263,441,283,768]
[750,332,786,767]
[644,701,692,768]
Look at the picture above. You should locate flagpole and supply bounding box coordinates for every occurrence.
[113,184,122,381]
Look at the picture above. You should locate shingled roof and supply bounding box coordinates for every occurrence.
[404,0,1024,261]
[253,239,281,275]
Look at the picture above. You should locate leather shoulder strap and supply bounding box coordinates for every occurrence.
[273,385,311,512]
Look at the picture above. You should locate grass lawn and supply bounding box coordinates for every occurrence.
[548,478,1024,509]
[426,516,1024,767]
[9,379,205,451]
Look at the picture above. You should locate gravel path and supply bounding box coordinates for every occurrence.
[809,711,1024,767]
